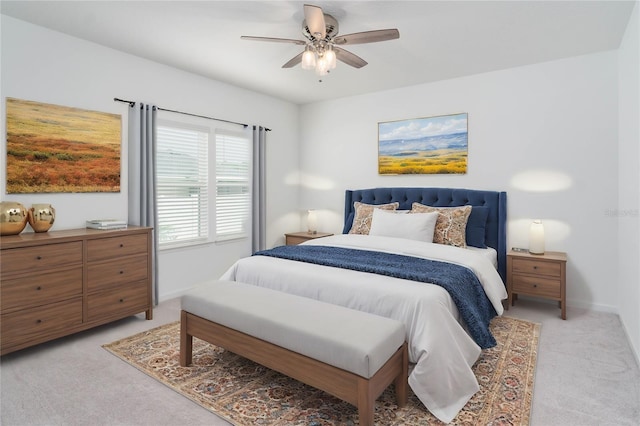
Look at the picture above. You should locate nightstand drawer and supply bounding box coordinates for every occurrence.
[512,274,561,299]
[285,232,333,245]
[286,235,310,245]
[512,258,561,278]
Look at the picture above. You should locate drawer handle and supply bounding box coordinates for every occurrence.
[119,298,125,303]
[532,266,538,270]
[120,244,124,248]
[533,284,538,288]
[36,286,42,291]
[36,319,42,324]
[119,270,124,274]
[36,256,42,260]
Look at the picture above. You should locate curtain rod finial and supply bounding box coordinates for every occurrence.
[114,97,136,108]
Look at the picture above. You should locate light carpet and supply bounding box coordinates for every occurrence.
[103,316,539,425]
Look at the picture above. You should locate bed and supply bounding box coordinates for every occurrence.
[220,187,508,423]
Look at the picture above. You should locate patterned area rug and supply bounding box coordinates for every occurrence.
[103,316,539,425]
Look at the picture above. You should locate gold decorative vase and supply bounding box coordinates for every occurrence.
[28,203,56,233]
[0,201,29,236]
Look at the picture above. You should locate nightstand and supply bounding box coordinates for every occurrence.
[285,232,333,245]
[507,250,568,319]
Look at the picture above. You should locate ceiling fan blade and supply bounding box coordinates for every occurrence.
[333,29,400,45]
[304,4,326,39]
[334,47,368,68]
[241,36,306,45]
[282,52,303,68]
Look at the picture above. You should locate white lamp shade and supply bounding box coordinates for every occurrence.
[307,210,318,234]
[529,220,545,254]
[301,49,316,70]
[325,47,337,69]
[315,56,329,76]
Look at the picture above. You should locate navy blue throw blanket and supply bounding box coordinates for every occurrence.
[254,245,498,349]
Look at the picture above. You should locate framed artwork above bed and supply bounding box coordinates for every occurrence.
[378,113,468,175]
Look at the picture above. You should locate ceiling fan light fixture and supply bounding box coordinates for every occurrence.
[315,55,329,76]
[301,46,316,70]
[242,4,399,78]
[325,45,337,69]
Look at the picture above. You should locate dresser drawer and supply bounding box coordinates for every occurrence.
[512,274,561,299]
[512,258,561,278]
[86,280,149,322]
[0,241,82,277]
[87,254,148,292]
[1,266,83,313]
[1,297,83,353]
[87,234,148,262]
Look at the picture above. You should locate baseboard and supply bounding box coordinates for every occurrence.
[516,295,619,314]
[619,315,640,368]
[566,299,619,314]
[159,288,195,303]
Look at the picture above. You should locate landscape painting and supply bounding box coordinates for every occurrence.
[6,98,121,193]
[378,113,468,175]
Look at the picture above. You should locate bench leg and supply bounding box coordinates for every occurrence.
[394,342,408,407]
[180,310,193,367]
[357,378,375,426]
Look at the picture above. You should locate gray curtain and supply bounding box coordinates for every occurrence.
[128,103,159,305]
[252,126,267,253]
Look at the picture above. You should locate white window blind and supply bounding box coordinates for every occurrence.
[215,130,250,241]
[156,123,209,247]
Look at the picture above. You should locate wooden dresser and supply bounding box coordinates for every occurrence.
[0,226,152,355]
[506,250,567,319]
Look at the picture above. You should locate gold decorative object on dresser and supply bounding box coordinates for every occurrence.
[507,250,568,319]
[0,226,152,355]
[284,231,333,246]
[0,201,28,235]
[27,203,56,233]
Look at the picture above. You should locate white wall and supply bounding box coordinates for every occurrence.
[618,2,640,362]
[300,51,620,312]
[1,16,300,300]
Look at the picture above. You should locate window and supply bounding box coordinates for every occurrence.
[156,122,209,247]
[215,130,251,241]
[156,117,251,249]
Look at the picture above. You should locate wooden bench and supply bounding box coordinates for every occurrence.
[180,280,408,425]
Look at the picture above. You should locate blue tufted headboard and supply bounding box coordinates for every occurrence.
[343,187,507,283]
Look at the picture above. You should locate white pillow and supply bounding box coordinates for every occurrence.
[368,208,439,242]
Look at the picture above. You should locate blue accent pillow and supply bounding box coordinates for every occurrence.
[466,207,489,248]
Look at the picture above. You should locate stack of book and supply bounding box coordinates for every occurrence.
[86,219,128,230]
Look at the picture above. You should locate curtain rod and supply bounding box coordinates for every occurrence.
[113,97,271,131]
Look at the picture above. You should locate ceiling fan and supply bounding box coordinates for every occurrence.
[241,4,399,77]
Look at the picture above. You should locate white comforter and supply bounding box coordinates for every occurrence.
[220,234,507,423]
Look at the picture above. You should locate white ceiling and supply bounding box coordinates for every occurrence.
[1,1,636,105]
